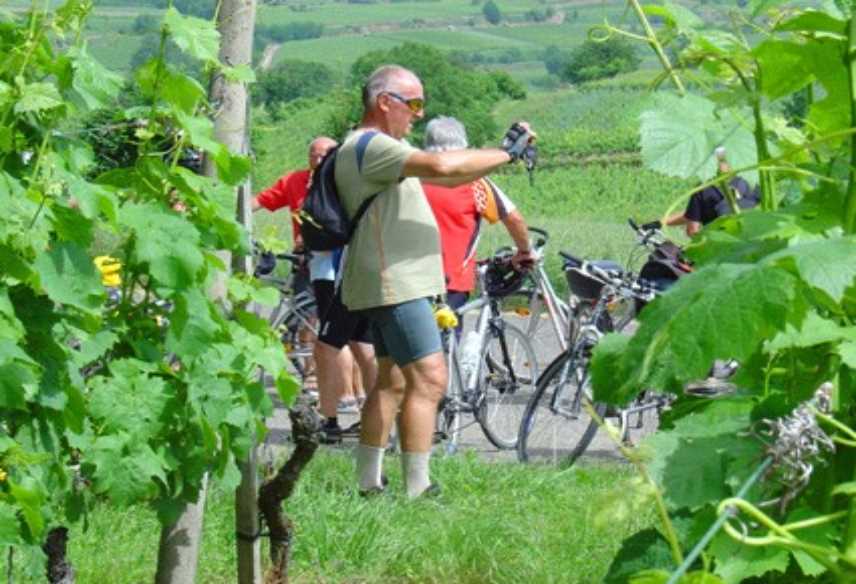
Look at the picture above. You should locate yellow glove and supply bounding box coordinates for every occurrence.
[434,305,459,330]
[94,255,122,288]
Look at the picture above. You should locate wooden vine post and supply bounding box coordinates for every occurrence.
[208,0,261,582]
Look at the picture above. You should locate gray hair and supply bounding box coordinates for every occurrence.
[362,64,418,109]
[424,117,468,152]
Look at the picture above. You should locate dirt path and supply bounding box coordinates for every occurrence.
[258,42,281,72]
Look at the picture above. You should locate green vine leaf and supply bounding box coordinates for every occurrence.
[8,478,46,541]
[88,436,163,505]
[709,531,790,583]
[33,241,104,313]
[67,46,122,111]
[775,9,847,36]
[118,203,204,291]
[754,40,814,101]
[643,400,758,510]
[136,60,205,114]
[15,82,63,114]
[0,502,22,545]
[838,341,856,368]
[640,93,758,183]
[89,359,171,441]
[592,263,802,403]
[0,288,25,341]
[763,236,856,305]
[164,7,220,63]
[166,289,222,358]
[0,340,40,410]
[603,528,675,583]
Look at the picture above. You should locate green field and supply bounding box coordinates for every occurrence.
[75,0,640,76]
[256,0,602,28]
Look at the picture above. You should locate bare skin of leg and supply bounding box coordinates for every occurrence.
[349,341,377,400]
[359,351,446,452]
[339,346,357,401]
[350,359,363,400]
[313,340,353,419]
[359,357,405,447]
[298,321,318,389]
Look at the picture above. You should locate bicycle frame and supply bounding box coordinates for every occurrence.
[525,254,571,352]
[509,226,573,360]
[439,269,528,453]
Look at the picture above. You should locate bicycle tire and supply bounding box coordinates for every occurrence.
[500,288,571,371]
[274,296,318,382]
[564,365,608,466]
[516,349,607,465]
[477,322,538,450]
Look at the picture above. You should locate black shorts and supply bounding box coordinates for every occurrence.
[313,281,373,349]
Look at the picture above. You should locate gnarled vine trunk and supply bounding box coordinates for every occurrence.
[259,404,322,584]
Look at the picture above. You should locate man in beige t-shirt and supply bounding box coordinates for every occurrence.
[337,64,535,498]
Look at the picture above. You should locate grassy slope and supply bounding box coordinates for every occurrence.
[5,451,650,583]
[82,0,635,74]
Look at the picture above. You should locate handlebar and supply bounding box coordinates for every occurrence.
[559,250,583,267]
[528,226,549,250]
[627,218,640,232]
[627,217,664,248]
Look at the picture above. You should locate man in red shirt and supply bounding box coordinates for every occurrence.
[253,137,337,399]
[422,117,533,322]
[252,136,338,247]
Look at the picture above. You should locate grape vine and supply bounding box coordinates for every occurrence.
[0,0,293,576]
[591,1,856,582]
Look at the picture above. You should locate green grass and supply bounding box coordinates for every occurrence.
[4,451,650,583]
[479,164,692,289]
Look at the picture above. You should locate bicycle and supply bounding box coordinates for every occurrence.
[253,247,318,383]
[435,251,539,454]
[500,227,574,369]
[517,221,676,466]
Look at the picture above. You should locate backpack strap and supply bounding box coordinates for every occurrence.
[347,130,381,238]
[355,130,378,172]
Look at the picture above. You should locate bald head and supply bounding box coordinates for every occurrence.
[362,65,421,110]
[308,136,337,170]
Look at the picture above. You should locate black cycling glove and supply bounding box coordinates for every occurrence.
[521,144,537,170]
[641,220,663,231]
[501,123,532,163]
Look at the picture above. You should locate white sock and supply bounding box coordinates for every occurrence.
[401,451,431,498]
[356,443,385,491]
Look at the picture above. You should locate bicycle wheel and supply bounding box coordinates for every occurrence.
[274,296,318,382]
[517,349,607,465]
[501,288,567,371]
[477,322,538,450]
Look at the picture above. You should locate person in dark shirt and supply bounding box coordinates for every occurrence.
[664,159,759,236]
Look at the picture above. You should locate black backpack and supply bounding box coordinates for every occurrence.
[299,131,379,252]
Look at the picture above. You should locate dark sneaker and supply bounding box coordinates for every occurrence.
[414,483,441,499]
[359,485,385,498]
[341,421,361,438]
[358,474,389,498]
[320,424,343,444]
